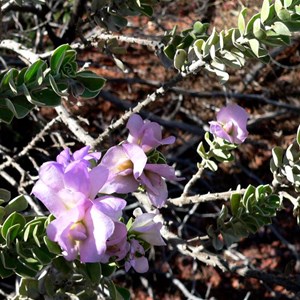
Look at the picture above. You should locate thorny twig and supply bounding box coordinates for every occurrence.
[169,188,246,206]
[91,59,205,148]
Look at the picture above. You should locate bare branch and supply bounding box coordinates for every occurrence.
[169,189,246,206]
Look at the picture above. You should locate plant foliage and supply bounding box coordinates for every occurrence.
[161,0,300,82]
[0,44,106,124]
[207,185,281,250]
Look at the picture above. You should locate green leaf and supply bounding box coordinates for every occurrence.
[24,60,46,85]
[238,7,247,35]
[32,246,53,264]
[101,263,116,277]
[23,217,47,242]
[16,67,27,86]
[75,71,106,92]
[0,207,5,223]
[0,105,14,123]
[1,212,25,241]
[297,125,300,146]
[174,49,187,70]
[230,193,242,216]
[278,8,291,21]
[205,159,218,171]
[0,69,18,93]
[284,0,293,8]
[5,223,22,246]
[80,88,103,99]
[116,287,131,300]
[272,146,284,168]
[164,44,176,60]
[44,236,61,254]
[193,39,205,59]
[253,18,267,39]
[110,15,128,28]
[139,5,153,17]
[18,278,40,297]
[261,0,270,23]
[49,74,69,96]
[85,263,101,284]
[0,257,14,278]
[31,89,61,106]
[245,13,262,34]
[0,188,11,202]
[193,21,205,34]
[5,194,29,215]
[217,205,228,227]
[50,44,70,75]
[10,96,34,119]
[1,251,17,270]
[275,0,283,14]
[272,21,291,36]
[0,98,23,120]
[177,34,195,50]
[107,280,118,300]
[243,185,255,202]
[248,38,260,57]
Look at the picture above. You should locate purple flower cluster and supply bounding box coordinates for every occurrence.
[32,114,178,271]
[209,104,249,144]
[100,114,182,208]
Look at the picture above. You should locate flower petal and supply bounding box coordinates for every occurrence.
[122,143,147,178]
[38,162,64,191]
[79,205,115,262]
[64,161,90,195]
[89,165,109,199]
[32,179,66,217]
[93,196,126,220]
[126,114,144,143]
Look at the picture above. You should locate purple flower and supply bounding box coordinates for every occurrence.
[125,239,149,273]
[99,143,147,194]
[100,143,182,207]
[32,161,108,217]
[130,208,166,246]
[32,147,127,263]
[209,104,249,144]
[127,114,175,152]
[139,164,183,208]
[47,196,126,262]
[56,146,101,169]
[101,222,130,263]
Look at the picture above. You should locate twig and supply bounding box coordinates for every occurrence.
[55,105,96,146]
[161,225,228,272]
[0,39,39,63]
[169,188,246,206]
[233,265,300,293]
[180,167,204,198]
[15,116,60,159]
[99,90,204,136]
[169,277,204,300]
[91,59,205,148]
[107,76,300,111]
[0,170,43,215]
[1,0,14,12]
[89,31,162,49]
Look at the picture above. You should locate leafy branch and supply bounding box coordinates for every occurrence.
[161,0,300,83]
[207,184,281,250]
[0,43,105,124]
[91,0,171,31]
